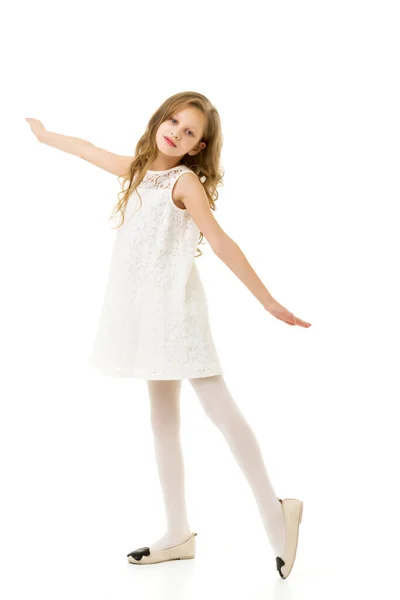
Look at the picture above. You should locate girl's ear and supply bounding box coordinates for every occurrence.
[190,141,206,155]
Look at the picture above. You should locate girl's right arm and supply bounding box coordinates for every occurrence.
[25,118,134,177]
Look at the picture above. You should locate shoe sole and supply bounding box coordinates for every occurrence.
[127,555,195,564]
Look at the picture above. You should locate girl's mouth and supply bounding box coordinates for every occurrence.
[164,136,176,147]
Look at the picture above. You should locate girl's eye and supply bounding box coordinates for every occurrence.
[170,117,194,136]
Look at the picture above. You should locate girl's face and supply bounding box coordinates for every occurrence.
[155,106,207,161]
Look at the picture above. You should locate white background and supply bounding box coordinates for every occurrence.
[1,0,399,598]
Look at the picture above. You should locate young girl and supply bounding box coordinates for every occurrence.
[26,91,311,579]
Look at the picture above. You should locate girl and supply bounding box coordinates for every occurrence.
[26,91,311,579]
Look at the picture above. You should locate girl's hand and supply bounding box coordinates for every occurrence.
[25,118,47,142]
[267,301,312,328]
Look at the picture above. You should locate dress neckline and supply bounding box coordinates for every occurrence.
[147,164,184,174]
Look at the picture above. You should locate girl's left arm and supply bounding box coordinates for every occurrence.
[176,173,311,327]
[176,174,276,311]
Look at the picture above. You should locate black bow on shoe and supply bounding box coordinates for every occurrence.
[127,546,151,560]
[276,556,286,578]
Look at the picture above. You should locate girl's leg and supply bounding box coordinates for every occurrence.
[188,374,286,558]
[146,379,192,551]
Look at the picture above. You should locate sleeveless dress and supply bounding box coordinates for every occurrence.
[88,164,224,380]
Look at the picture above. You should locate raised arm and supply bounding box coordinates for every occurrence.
[25,118,134,177]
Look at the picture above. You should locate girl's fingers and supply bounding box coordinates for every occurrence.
[293,317,312,328]
[272,308,311,328]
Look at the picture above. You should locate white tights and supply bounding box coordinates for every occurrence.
[147,374,285,557]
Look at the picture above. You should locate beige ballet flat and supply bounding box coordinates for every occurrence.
[276,498,303,579]
[127,532,198,565]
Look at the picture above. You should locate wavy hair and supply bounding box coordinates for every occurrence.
[110,91,224,258]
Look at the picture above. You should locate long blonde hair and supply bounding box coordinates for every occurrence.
[110,91,224,258]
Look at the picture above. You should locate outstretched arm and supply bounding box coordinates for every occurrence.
[25,118,134,177]
[174,172,312,328]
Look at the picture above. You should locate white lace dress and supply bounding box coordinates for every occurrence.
[88,164,223,380]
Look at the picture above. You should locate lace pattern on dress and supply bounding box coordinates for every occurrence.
[138,167,194,190]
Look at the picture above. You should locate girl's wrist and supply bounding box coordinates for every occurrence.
[264,298,278,312]
[39,130,51,144]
